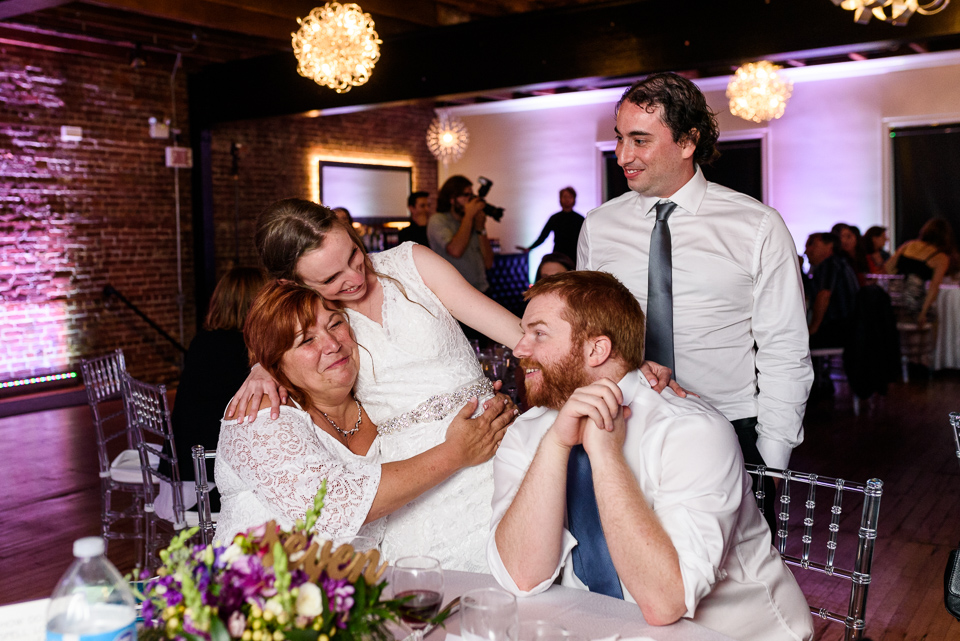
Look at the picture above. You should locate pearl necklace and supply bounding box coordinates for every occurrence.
[321,398,363,437]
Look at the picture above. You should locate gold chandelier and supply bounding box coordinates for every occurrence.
[831,0,949,25]
[292,3,381,93]
[426,112,470,165]
[726,61,793,124]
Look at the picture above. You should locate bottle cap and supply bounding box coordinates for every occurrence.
[73,537,105,558]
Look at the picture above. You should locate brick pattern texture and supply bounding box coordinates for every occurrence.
[1,44,193,386]
[1,41,439,389]
[208,106,438,277]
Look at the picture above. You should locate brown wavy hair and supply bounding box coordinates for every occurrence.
[204,266,267,331]
[243,280,345,412]
[525,271,646,370]
[617,72,720,167]
[255,198,371,284]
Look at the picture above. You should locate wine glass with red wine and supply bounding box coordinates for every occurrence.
[391,556,444,640]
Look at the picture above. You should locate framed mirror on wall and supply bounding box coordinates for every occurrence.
[318,161,413,220]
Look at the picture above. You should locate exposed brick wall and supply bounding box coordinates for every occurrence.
[207,105,439,277]
[0,40,438,392]
[0,44,193,386]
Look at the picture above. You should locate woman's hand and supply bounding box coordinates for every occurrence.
[224,364,288,423]
[445,394,518,467]
[639,360,694,397]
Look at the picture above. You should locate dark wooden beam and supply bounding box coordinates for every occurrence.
[188,0,960,126]
[80,0,440,40]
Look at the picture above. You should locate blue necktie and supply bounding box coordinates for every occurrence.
[566,445,623,599]
[645,200,677,374]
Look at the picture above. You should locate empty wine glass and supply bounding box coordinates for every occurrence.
[461,587,519,641]
[390,556,444,641]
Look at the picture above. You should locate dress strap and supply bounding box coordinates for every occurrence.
[377,377,494,436]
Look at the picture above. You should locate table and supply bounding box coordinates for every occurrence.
[433,570,734,641]
[0,573,734,641]
[934,284,960,370]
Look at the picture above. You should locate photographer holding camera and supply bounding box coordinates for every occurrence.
[428,175,495,294]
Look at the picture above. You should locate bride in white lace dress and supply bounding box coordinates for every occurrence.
[214,281,512,546]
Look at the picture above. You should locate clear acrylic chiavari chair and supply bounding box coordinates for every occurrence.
[746,464,883,641]
[192,445,218,546]
[80,349,149,568]
[122,372,186,573]
[950,412,960,471]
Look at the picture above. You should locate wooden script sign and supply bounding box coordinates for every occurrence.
[259,521,387,584]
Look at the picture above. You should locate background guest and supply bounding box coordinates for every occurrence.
[805,232,859,349]
[398,191,432,246]
[517,186,584,263]
[534,252,575,283]
[428,175,494,294]
[862,226,890,274]
[886,217,954,328]
[159,266,267,516]
[332,207,354,227]
[832,222,869,284]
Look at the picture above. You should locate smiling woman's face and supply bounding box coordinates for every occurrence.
[295,227,369,303]
[280,301,359,399]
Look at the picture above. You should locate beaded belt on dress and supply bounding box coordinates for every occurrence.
[377,377,494,436]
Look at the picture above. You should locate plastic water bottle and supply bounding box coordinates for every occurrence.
[45,537,137,641]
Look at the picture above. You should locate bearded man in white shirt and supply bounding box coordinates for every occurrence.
[577,73,812,495]
[488,271,813,641]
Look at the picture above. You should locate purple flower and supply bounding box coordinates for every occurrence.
[322,576,356,615]
[218,553,275,615]
[141,599,156,624]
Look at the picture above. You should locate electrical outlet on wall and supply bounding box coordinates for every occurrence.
[149,117,170,139]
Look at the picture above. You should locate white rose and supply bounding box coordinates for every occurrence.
[265,596,285,618]
[220,543,243,567]
[296,583,324,619]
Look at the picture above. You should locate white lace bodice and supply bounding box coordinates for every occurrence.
[351,243,485,423]
[213,405,385,546]
[346,243,495,572]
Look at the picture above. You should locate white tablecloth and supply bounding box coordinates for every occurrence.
[934,285,960,370]
[433,570,734,641]
[0,573,734,641]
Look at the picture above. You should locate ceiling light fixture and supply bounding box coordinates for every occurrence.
[426,112,470,164]
[830,0,949,26]
[726,61,794,123]
[292,2,381,93]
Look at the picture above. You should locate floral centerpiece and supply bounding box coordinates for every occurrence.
[138,482,433,641]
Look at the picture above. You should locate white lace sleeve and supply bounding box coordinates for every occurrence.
[217,407,381,538]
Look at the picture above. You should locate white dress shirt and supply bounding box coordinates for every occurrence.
[577,168,812,469]
[487,370,813,641]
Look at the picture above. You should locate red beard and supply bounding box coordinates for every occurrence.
[520,347,589,410]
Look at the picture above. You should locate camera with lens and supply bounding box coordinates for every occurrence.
[476,176,505,222]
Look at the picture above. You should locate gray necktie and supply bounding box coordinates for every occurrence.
[645,200,677,374]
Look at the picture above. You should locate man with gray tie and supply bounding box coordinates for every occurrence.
[577,73,812,491]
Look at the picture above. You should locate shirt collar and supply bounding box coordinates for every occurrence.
[616,368,645,406]
[639,164,707,218]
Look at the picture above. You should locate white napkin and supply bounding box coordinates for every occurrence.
[0,598,48,641]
